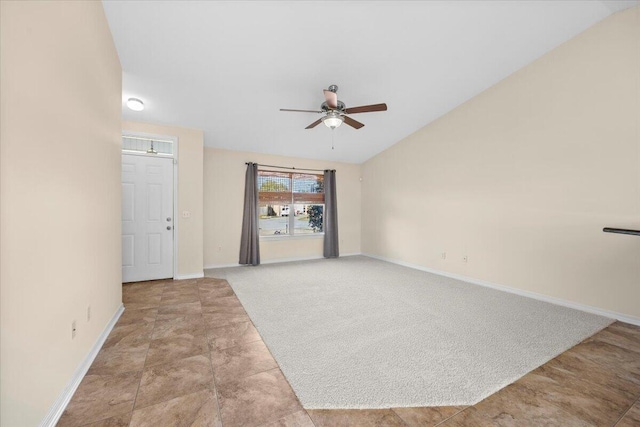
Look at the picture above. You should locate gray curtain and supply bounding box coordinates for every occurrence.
[239,162,260,265]
[323,169,339,258]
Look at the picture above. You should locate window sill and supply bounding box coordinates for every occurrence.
[260,233,324,241]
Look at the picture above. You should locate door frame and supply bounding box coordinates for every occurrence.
[122,130,179,280]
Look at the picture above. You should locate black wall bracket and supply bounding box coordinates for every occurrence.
[603,228,640,236]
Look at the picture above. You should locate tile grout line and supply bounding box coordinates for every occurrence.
[215,335,263,351]
[198,279,227,427]
[432,406,470,427]
[389,406,456,427]
[551,325,640,425]
[69,299,156,427]
[94,280,640,427]
[73,407,134,427]
[238,290,310,420]
[562,333,640,425]
[573,330,640,371]
[388,409,409,426]
[586,325,640,356]
[127,282,166,420]
[210,276,316,427]
[220,277,320,427]
[612,395,640,427]
[104,282,282,426]
[129,279,213,413]
[305,410,320,427]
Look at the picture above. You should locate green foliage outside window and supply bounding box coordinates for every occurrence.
[307,205,323,232]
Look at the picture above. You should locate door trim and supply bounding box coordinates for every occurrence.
[122,130,179,280]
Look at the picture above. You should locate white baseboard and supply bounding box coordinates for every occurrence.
[39,304,124,427]
[362,253,640,327]
[261,255,324,265]
[204,262,241,270]
[335,252,362,258]
[174,272,204,280]
[204,252,363,270]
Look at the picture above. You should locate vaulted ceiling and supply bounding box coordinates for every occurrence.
[103,1,638,163]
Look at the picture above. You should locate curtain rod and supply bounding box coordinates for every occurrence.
[245,162,326,172]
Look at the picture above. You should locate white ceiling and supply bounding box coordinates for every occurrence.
[103,1,637,164]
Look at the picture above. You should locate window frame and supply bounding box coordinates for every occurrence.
[257,170,325,239]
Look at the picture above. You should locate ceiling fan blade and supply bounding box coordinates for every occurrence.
[343,116,365,129]
[305,119,323,129]
[344,103,387,114]
[280,108,323,113]
[323,90,338,109]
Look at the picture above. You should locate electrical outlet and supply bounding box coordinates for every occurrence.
[441,252,447,260]
[71,320,77,339]
[87,306,91,322]
[217,246,222,252]
[182,211,191,218]
[463,255,468,263]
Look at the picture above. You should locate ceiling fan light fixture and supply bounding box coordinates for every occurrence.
[323,114,343,129]
[126,97,144,111]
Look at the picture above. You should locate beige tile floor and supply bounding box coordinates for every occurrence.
[57,277,640,427]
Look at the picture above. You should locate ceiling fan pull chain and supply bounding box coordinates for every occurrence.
[332,129,335,150]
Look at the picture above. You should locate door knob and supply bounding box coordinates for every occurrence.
[167,217,172,222]
[167,226,172,230]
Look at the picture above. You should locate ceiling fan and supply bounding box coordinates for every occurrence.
[280,85,387,130]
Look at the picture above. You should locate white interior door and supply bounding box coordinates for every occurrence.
[122,154,174,283]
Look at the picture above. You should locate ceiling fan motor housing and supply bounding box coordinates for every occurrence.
[321,100,346,112]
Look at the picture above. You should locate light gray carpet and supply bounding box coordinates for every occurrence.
[207,256,612,408]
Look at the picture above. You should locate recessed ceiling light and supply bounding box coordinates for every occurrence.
[126,98,144,111]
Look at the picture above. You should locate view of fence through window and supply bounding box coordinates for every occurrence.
[258,170,324,236]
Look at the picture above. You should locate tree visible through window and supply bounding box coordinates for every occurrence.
[258,171,324,236]
[307,205,323,232]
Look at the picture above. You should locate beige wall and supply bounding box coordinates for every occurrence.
[204,148,361,266]
[122,121,204,277]
[362,7,640,319]
[0,2,123,425]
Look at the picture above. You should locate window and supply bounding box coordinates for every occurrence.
[258,171,324,237]
[122,135,174,156]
